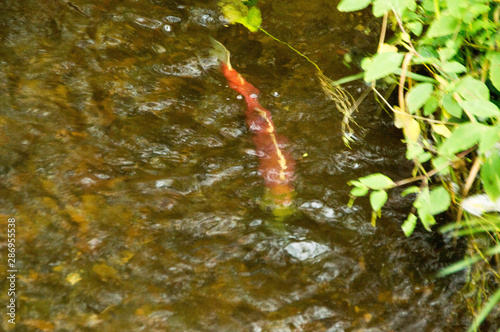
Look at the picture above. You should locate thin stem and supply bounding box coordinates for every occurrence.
[399,53,414,112]
[378,13,388,51]
[393,147,476,187]
[259,28,322,73]
[372,87,454,125]
[391,8,420,57]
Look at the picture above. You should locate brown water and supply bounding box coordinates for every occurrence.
[0,0,471,331]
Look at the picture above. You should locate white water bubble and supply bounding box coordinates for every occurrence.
[284,241,330,261]
[164,15,181,23]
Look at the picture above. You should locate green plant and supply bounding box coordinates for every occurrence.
[217,0,360,146]
[217,0,500,327]
[338,0,500,329]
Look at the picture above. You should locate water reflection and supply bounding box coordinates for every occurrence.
[0,0,469,331]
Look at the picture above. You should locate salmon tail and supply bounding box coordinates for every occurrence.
[210,38,232,70]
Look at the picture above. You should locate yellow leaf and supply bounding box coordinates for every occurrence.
[120,251,134,265]
[66,272,82,285]
[378,43,398,53]
[24,319,54,332]
[92,264,118,281]
[403,118,421,142]
[431,124,452,138]
[393,106,409,129]
[52,265,63,272]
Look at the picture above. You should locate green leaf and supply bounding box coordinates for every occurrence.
[423,95,439,115]
[463,4,490,24]
[432,156,451,175]
[370,190,388,212]
[459,100,500,118]
[406,142,431,162]
[372,0,415,17]
[234,6,261,32]
[421,0,435,12]
[456,76,490,101]
[348,180,364,187]
[407,21,423,36]
[427,186,451,215]
[488,52,500,92]
[479,125,500,155]
[364,52,404,82]
[438,47,457,62]
[427,15,459,37]
[441,61,466,74]
[413,187,449,231]
[401,186,420,197]
[221,1,261,32]
[406,83,434,114]
[402,213,417,237]
[418,210,436,231]
[337,0,372,12]
[359,173,395,189]
[446,0,468,19]
[350,186,369,197]
[442,93,462,118]
[438,123,488,156]
[245,6,262,31]
[481,152,500,201]
[243,0,258,5]
[220,2,247,23]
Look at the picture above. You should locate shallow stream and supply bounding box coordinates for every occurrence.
[0,0,470,330]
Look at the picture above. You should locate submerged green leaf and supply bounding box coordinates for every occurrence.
[219,1,261,32]
[245,6,262,31]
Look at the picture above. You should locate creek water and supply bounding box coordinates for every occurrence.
[0,0,470,330]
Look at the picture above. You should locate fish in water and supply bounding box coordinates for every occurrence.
[211,39,295,214]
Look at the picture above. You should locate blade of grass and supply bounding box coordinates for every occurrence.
[467,287,500,332]
[392,68,438,83]
[328,72,364,86]
[456,225,500,237]
[437,244,500,277]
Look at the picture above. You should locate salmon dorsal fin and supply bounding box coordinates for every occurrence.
[210,38,232,70]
